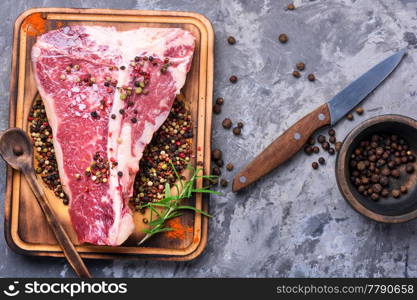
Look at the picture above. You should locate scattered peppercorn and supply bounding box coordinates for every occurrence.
[304,146,313,155]
[216,97,224,105]
[296,62,305,71]
[232,127,241,136]
[216,159,224,168]
[278,33,288,43]
[292,70,301,78]
[213,104,222,114]
[335,142,343,152]
[220,179,228,187]
[356,107,364,115]
[329,136,336,144]
[313,146,319,154]
[227,36,236,45]
[212,148,222,160]
[307,74,315,81]
[312,162,319,169]
[226,163,234,171]
[212,167,221,176]
[346,113,354,121]
[328,148,335,155]
[222,118,232,129]
[328,129,335,136]
[318,135,326,143]
[318,157,325,165]
[229,75,238,83]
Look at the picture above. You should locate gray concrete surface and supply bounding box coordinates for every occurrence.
[1,0,417,278]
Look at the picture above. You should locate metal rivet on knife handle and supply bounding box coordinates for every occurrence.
[293,132,301,140]
[318,113,325,121]
[239,176,247,183]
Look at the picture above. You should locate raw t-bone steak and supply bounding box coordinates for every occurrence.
[31,26,195,245]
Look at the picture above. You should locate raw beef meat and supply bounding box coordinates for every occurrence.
[31,26,195,246]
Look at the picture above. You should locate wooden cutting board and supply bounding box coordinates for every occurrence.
[4,8,214,260]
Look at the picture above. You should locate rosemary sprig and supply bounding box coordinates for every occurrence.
[138,162,219,245]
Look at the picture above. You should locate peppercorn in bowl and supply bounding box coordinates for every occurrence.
[336,115,417,223]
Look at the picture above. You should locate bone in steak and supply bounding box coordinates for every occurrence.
[31,26,195,245]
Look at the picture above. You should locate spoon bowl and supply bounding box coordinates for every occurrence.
[0,128,33,171]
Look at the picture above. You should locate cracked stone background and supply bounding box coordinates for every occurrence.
[1,0,417,278]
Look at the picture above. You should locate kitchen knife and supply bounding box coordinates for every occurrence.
[232,49,406,192]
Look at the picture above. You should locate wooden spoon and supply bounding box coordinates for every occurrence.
[0,128,91,278]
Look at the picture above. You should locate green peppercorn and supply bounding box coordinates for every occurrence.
[135,87,143,94]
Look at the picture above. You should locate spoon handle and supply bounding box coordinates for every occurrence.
[22,166,92,278]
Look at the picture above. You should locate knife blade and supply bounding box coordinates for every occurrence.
[232,49,406,192]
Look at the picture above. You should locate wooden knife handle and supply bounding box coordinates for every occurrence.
[232,104,331,192]
[22,165,92,278]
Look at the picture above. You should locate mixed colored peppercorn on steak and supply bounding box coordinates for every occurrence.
[31,26,195,246]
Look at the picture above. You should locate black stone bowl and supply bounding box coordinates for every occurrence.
[336,115,417,223]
